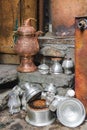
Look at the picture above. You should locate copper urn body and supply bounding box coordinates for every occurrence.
[14,18,41,72]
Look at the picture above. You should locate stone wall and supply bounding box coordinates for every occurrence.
[18,36,75,96]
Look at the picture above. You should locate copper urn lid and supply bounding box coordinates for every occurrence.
[17,18,36,35]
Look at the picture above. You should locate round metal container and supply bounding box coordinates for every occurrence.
[50,61,63,74]
[25,99,55,127]
[38,63,49,74]
[22,82,43,102]
[44,83,56,94]
[57,98,86,128]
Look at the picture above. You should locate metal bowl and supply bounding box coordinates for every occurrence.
[57,98,86,128]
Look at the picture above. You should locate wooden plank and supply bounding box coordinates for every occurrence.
[20,0,37,29]
[0,0,20,54]
[0,54,20,64]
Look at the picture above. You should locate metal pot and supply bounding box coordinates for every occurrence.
[62,58,74,75]
[21,82,43,102]
[57,98,86,128]
[14,18,42,72]
[38,63,49,74]
[50,61,63,74]
[8,90,21,114]
[44,83,56,94]
[49,95,69,112]
[25,99,55,127]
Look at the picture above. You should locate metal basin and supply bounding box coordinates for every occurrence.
[57,98,86,128]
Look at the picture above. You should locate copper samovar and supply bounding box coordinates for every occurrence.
[14,18,42,72]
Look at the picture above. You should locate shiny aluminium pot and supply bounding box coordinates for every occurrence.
[21,82,43,102]
[25,99,55,127]
[38,63,49,74]
[44,83,56,94]
[57,98,86,128]
[62,58,74,75]
[50,61,63,74]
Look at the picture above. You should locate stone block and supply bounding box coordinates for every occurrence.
[18,71,74,88]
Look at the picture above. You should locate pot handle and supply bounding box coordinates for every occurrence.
[35,31,43,37]
[24,18,37,26]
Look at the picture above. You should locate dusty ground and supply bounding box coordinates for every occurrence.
[0,109,87,130]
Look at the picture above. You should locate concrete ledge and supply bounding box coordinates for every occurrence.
[18,71,74,88]
[0,65,18,85]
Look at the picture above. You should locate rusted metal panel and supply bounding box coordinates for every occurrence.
[75,16,87,113]
[51,0,87,36]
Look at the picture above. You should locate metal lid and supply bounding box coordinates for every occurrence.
[17,18,36,35]
[57,98,86,128]
[38,63,49,70]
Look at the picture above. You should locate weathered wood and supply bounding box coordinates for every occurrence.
[0,0,20,54]
[20,0,37,29]
[0,54,20,64]
[0,0,37,64]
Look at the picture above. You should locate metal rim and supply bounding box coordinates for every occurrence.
[57,98,86,128]
[25,115,55,127]
[26,90,41,102]
[26,104,55,127]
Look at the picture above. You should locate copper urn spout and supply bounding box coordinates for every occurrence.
[14,18,42,72]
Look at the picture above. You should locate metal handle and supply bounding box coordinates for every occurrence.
[78,19,87,31]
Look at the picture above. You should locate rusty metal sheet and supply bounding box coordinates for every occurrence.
[51,0,87,36]
[75,17,87,113]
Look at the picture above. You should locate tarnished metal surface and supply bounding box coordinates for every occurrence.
[14,18,42,72]
[51,0,87,36]
[75,17,87,113]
